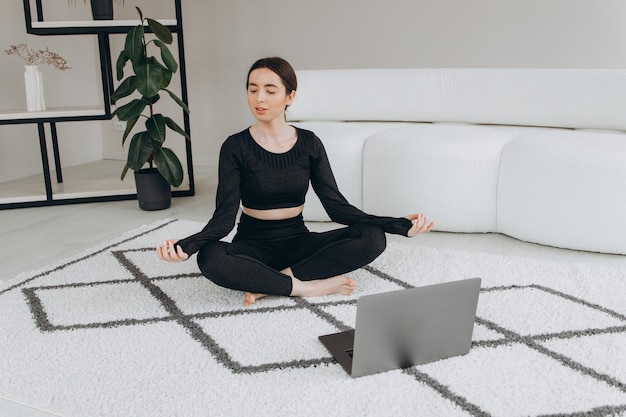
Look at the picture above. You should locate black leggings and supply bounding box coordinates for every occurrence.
[196,213,387,296]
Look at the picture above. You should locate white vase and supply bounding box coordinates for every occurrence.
[24,65,46,112]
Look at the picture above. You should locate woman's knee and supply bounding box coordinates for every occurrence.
[196,242,230,286]
[355,224,387,259]
[196,241,291,295]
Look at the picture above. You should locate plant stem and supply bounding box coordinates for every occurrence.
[138,12,156,167]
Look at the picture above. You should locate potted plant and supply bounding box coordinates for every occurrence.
[111,7,190,210]
[68,0,124,20]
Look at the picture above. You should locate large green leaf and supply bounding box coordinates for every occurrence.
[111,76,137,102]
[124,25,144,63]
[127,131,154,171]
[155,147,183,187]
[164,89,189,114]
[146,114,166,144]
[120,162,131,181]
[154,39,178,73]
[134,57,172,97]
[164,116,190,140]
[121,116,139,147]
[115,50,129,81]
[147,18,173,44]
[114,98,147,121]
[146,93,161,106]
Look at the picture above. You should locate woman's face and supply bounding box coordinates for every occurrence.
[247,68,295,123]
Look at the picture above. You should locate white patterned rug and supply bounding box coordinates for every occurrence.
[1,219,626,417]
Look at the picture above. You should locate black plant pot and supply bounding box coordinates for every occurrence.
[134,168,171,211]
[90,0,113,20]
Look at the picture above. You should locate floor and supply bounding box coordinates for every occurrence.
[2,161,626,417]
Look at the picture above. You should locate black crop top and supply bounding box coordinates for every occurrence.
[177,127,412,256]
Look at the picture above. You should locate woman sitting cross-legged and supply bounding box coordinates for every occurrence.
[156,57,434,306]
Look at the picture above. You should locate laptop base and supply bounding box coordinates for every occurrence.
[318,329,355,375]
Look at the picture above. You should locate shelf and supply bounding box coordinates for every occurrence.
[0,146,195,209]
[0,106,106,121]
[27,18,179,35]
[31,19,177,28]
[3,0,194,209]
[0,158,194,209]
[0,106,109,125]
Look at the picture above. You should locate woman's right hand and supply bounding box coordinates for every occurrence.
[156,239,189,262]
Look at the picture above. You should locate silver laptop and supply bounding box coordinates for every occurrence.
[319,277,481,377]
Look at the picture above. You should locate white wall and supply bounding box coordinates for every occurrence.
[2,0,626,182]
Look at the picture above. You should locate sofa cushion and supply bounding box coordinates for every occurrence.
[363,124,514,232]
[497,130,626,254]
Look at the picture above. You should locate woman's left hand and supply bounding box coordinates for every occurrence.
[405,213,435,237]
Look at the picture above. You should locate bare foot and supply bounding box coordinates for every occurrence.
[242,274,356,306]
[243,292,269,306]
[291,275,356,298]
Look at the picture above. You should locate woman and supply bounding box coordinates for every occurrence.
[157,57,434,306]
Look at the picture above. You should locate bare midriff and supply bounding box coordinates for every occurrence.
[242,205,304,220]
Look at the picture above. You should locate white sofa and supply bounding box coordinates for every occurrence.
[288,68,626,255]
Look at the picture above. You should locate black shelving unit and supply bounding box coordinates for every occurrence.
[0,0,194,209]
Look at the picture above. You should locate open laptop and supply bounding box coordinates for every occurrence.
[319,277,481,378]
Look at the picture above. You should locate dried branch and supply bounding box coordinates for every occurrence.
[5,44,71,71]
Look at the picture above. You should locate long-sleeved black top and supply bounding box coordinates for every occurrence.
[176,127,412,256]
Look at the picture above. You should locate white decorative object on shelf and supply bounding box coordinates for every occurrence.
[5,43,71,112]
[24,65,46,111]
